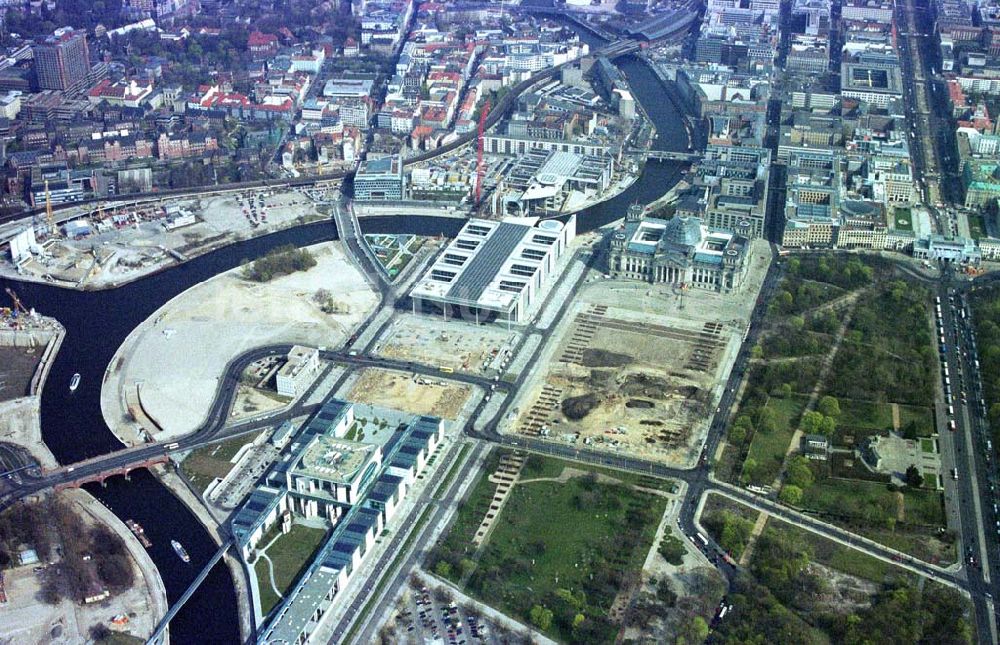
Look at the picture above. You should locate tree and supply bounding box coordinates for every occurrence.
[659,533,687,565]
[779,383,793,398]
[904,464,924,488]
[800,410,824,434]
[780,484,803,505]
[785,456,815,489]
[530,604,553,631]
[819,415,836,436]
[818,396,841,418]
[757,407,778,434]
[435,561,452,578]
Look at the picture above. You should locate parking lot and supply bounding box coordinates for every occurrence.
[381,582,522,645]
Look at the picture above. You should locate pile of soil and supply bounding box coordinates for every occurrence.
[620,373,670,399]
[581,348,634,368]
[562,393,603,420]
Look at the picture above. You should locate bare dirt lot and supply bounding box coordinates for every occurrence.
[512,303,726,465]
[376,314,520,375]
[347,368,471,420]
[0,346,42,402]
[102,242,377,443]
[505,239,771,467]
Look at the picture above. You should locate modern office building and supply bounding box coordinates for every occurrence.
[231,398,445,645]
[499,149,613,216]
[353,155,403,201]
[840,62,904,108]
[607,205,749,292]
[409,215,576,324]
[275,345,321,397]
[34,31,91,93]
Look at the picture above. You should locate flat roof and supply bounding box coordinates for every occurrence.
[446,221,530,303]
[295,436,375,484]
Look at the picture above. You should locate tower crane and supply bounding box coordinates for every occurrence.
[5,288,28,316]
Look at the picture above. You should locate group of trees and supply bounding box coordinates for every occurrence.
[0,501,52,568]
[826,282,936,406]
[659,533,687,566]
[780,456,816,506]
[971,287,1000,462]
[242,245,317,282]
[784,255,881,291]
[702,510,755,560]
[711,526,972,645]
[47,500,133,604]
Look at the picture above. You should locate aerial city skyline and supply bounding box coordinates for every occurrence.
[0,0,998,643]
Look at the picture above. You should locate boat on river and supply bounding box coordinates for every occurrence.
[171,539,190,563]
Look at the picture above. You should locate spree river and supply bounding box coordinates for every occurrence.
[0,50,690,644]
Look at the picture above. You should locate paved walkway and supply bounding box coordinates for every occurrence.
[259,553,282,600]
[738,510,770,566]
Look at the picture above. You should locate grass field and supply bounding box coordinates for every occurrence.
[744,395,810,485]
[799,475,950,564]
[757,518,911,584]
[838,399,894,430]
[460,463,666,642]
[920,437,937,453]
[968,215,987,240]
[517,452,675,491]
[898,404,936,437]
[892,208,914,232]
[903,488,946,526]
[179,433,259,493]
[799,477,899,524]
[254,524,328,616]
[435,449,503,559]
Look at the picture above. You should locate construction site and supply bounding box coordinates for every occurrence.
[504,239,772,467]
[0,184,336,289]
[375,313,521,376]
[345,368,473,420]
[0,287,63,403]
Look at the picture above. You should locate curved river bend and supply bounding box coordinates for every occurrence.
[0,52,690,643]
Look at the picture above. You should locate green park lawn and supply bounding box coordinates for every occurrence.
[463,474,665,643]
[836,399,894,430]
[179,433,256,493]
[744,395,810,485]
[517,453,674,491]
[254,524,328,616]
[799,474,952,564]
[968,215,987,240]
[898,404,936,437]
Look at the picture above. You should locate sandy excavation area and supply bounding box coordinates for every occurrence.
[510,298,740,467]
[102,242,378,442]
[347,368,471,420]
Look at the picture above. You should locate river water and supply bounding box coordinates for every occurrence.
[0,47,689,644]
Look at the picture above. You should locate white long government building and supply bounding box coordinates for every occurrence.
[409,215,576,324]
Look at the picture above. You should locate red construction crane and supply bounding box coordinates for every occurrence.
[476,99,490,206]
[5,288,27,316]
